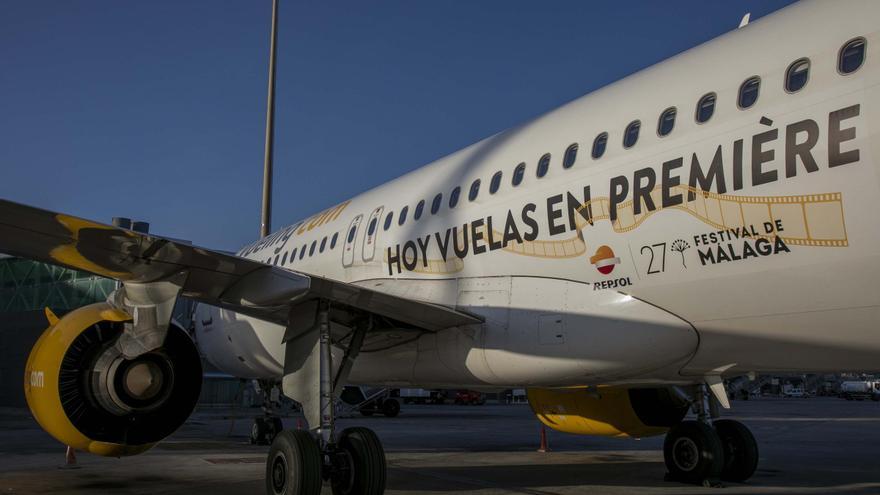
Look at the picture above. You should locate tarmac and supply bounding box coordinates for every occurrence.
[1,397,879,494]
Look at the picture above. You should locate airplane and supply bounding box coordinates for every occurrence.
[3,1,879,493]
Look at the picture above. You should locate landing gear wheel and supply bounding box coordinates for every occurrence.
[266,430,322,495]
[714,419,759,482]
[331,427,386,495]
[382,399,400,418]
[252,417,267,445]
[663,420,724,484]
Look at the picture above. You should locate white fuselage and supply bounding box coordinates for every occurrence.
[195,0,880,388]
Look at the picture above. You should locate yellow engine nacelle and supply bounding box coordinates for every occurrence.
[527,386,688,438]
[24,302,202,457]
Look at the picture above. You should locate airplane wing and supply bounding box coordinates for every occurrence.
[0,199,481,331]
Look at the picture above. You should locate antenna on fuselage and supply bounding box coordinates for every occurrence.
[260,0,280,238]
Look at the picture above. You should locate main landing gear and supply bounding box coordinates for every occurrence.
[265,301,386,495]
[267,426,386,495]
[663,385,759,485]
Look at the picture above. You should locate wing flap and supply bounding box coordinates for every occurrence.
[0,199,481,330]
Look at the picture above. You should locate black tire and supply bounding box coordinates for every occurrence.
[713,419,759,482]
[266,430,322,495]
[663,420,724,483]
[382,399,400,418]
[252,417,267,445]
[331,427,386,495]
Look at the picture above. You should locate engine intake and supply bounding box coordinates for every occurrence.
[527,386,688,438]
[24,302,201,456]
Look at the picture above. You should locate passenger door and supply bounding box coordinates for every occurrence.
[362,206,384,262]
[342,214,363,268]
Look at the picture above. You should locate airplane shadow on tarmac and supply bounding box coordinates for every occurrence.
[385,460,880,495]
[387,461,667,492]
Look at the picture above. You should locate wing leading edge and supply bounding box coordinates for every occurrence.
[0,199,481,331]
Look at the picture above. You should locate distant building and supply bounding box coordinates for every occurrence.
[0,255,244,408]
[0,254,118,313]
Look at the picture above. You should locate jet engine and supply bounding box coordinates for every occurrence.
[527,386,688,438]
[24,302,202,456]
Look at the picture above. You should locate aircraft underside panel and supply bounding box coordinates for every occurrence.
[353,276,698,388]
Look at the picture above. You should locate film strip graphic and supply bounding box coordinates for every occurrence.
[491,227,585,258]
[574,185,848,247]
[385,187,847,275]
[411,256,465,275]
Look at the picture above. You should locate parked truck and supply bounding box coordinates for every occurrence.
[839,381,879,401]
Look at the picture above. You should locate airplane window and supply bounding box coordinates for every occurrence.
[309,241,317,256]
[383,212,393,231]
[536,153,551,178]
[431,193,442,214]
[299,244,307,259]
[368,218,377,235]
[398,206,408,225]
[839,38,866,74]
[696,93,716,123]
[348,226,357,243]
[738,77,760,109]
[512,162,525,186]
[592,133,608,159]
[490,171,502,194]
[414,200,425,220]
[623,120,641,148]
[281,252,288,265]
[563,144,578,169]
[330,233,338,249]
[291,247,297,260]
[658,107,676,137]
[449,186,461,208]
[274,255,279,265]
[320,237,327,253]
[785,59,810,93]
[469,179,481,201]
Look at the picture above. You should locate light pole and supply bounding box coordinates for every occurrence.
[260,0,279,238]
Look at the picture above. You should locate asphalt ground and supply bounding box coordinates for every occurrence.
[1,397,879,494]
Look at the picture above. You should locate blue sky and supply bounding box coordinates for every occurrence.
[0,0,795,251]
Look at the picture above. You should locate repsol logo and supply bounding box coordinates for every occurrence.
[593,277,632,291]
[28,370,44,389]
